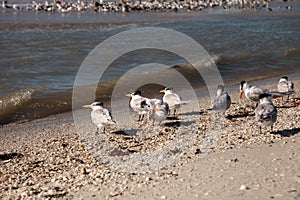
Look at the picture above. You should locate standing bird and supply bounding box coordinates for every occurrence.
[211,85,231,111]
[160,87,189,116]
[240,80,269,107]
[277,76,294,101]
[148,99,169,126]
[126,90,151,122]
[82,102,115,133]
[255,93,277,133]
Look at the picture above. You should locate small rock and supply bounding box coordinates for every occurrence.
[161,195,166,199]
[240,184,249,190]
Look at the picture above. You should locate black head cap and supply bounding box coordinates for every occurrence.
[280,76,288,80]
[93,101,104,106]
[240,80,246,86]
[132,90,142,96]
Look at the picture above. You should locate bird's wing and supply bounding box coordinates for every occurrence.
[91,108,113,125]
[164,93,181,106]
[212,93,231,110]
[278,81,288,93]
[131,97,151,111]
[288,81,294,92]
[255,103,277,121]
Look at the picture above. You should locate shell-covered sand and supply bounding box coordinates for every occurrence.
[0,77,299,199]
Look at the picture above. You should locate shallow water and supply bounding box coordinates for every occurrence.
[1,1,300,124]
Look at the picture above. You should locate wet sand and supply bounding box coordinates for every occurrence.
[0,76,299,199]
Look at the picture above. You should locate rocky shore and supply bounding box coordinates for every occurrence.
[0,77,299,199]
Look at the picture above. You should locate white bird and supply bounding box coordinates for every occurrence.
[83,102,115,133]
[277,76,294,100]
[240,80,269,103]
[148,98,169,126]
[211,85,231,111]
[160,87,189,116]
[255,93,277,133]
[126,90,151,122]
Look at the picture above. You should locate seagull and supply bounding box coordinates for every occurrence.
[255,93,277,133]
[240,80,269,107]
[82,102,115,133]
[126,90,151,122]
[277,76,294,100]
[160,87,189,116]
[211,85,231,111]
[148,98,169,126]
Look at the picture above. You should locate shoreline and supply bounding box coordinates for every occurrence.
[1,72,299,127]
[0,75,299,199]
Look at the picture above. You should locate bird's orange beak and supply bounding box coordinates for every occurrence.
[153,106,160,112]
[125,94,132,97]
[239,91,244,99]
[159,90,165,93]
[82,105,91,108]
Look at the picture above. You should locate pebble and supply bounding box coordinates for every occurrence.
[240,184,249,190]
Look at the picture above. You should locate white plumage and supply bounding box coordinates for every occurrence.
[148,98,169,126]
[83,102,115,133]
[211,85,231,111]
[240,80,269,102]
[126,90,151,122]
[255,93,277,133]
[277,76,294,100]
[160,87,189,116]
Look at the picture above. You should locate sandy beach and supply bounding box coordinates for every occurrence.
[0,76,299,199]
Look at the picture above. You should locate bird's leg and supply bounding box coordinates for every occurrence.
[271,125,273,133]
[259,126,262,134]
[138,114,141,121]
[141,114,144,121]
[96,128,99,134]
[103,126,106,133]
[151,119,155,126]
[173,109,177,116]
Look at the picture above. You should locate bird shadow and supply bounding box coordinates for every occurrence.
[167,116,178,120]
[272,128,300,137]
[275,105,296,109]
[226,112,255,120]
[180,111,205,116]
[164,120,195,127]
[111,129,138,136]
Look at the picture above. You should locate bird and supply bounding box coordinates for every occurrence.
[82,102,115,133]
[160,87,189,116]
[126,90,151,122]
[255,93,277,133]
[277,76,294,101]
[211,85,231,111]
[240,80,269,107]
[148,98,169,126]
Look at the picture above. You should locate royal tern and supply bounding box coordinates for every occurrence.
[240,80,269,104]
[211,85,231,111]
[255,93,277,133]
[160,87,189,116]
[126,90,151,122]
[148,98,169,126]
[83,102,115,133]
[277,76,294,100]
